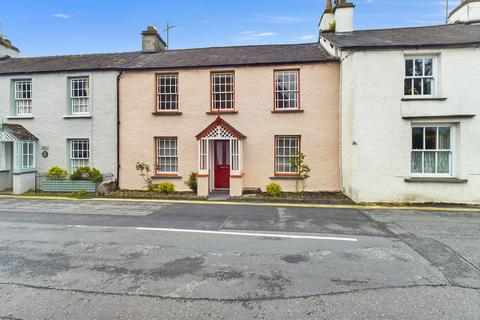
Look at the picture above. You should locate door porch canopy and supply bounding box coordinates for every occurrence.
[0,123,38,173]
[196,117,245,176]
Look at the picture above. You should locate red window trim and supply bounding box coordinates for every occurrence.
[154,72,179,113]
[154,136,179,176]
[273,135,301,177]
[273,69,301,112]
[210,70,236,113]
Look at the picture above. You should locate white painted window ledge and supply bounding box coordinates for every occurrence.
[404,177,468,183]
[6,115,34,119]
[63,114,92,119]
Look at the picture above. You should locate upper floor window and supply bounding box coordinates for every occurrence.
[274,70,299,110]
[211,72,235,111]
[404,57,435,97]
[155,137,178,175]
[70,77,90,114]
[411,125,453,177]
[275,135,300,175]
[14,79,32,115]
[70,139,90,172]
[157,74,178,111]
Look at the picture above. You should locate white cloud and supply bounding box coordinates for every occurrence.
[239,31,277,37]
[299,34,315,40]
[52,13,71,19]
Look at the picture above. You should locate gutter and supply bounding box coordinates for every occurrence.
[116,70,125,189]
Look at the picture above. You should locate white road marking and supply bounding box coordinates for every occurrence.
[70,225,358,241]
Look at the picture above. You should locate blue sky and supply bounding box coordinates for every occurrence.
[1,0,461,57]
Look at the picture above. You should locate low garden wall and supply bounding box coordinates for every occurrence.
[42,179,99,193]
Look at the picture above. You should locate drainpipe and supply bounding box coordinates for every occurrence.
[116,70,125,189]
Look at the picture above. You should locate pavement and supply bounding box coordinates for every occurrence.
[0,197,479,319]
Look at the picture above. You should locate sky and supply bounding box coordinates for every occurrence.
[1,0,462,57]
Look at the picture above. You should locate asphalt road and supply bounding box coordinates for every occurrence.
[0,198,479,319]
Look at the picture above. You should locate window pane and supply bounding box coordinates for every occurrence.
[424,152,436,173]
[415,59,423,76]
[404,79,413,96]
[425,127,437,149]
[412,127,424,149]
[405,59,413,77]
[413,79,422,95]
[424,59,433,76]
[411,152,423,173]
[423,78,432,96]
[438,127,450,149]
[437,152,450,174]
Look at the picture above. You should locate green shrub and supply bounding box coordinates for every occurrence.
[70,167,102,183]
[72,190,88,199]
[47,166,68,180]
[153,182,175,194]
[266,183,282,197]
[185,172,198,192]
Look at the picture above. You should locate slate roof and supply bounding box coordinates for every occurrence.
[322,23,480,50]
[0,43,335,75]
[3,123,38,140]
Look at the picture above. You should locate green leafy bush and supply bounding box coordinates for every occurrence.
[153,182,175,194]
[185,172,198,192]
[266,183,282,197]
[70,167,102,183]
[47,166,68,180]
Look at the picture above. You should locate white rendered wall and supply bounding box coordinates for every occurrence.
[13,172,35,194]
[341,47,480,204]
[0,71,118,177]
[335,7,354,33]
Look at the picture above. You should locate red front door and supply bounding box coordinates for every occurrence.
[214,140,230,189]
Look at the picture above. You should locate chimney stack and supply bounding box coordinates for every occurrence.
[0,35,20,58]
[448,0,480,24]
[141,26,167,53]
[319,0,355,33]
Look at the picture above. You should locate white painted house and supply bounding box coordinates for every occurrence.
[0,40,135,193]
[320,0,480,204]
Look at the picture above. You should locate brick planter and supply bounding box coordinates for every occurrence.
[42,179,99,193]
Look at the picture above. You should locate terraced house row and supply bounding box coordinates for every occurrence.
[1,0,480,204]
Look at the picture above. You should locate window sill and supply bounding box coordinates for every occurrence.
[401,97,447,102]
[270,176,300,180]
[153,175,182,179]
[206,111,238,115]
[271,109,304,114]
[404,177,468,184]
[63,114,92,119]
[6,115,34,119]
[152,111,182,116]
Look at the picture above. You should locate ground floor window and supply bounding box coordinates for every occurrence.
[70,139,90,172]
[275,135,300,175]
[14,141,35,170]
[411,124,453,176]
[156,137,178,174]
[0,143,6,170]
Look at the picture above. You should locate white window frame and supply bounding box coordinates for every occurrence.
[404,56,437,98]
[70,139,90,172]
[275,135,300,175]
[157,74,179,111]
[14,141,35,170]
[156,137,178,175]
[211,72,235,111]
[0,142,7,171]
[274,70,299,111]
[411,124,454,178]
[14,79,32,115]
[70,77,90,114]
